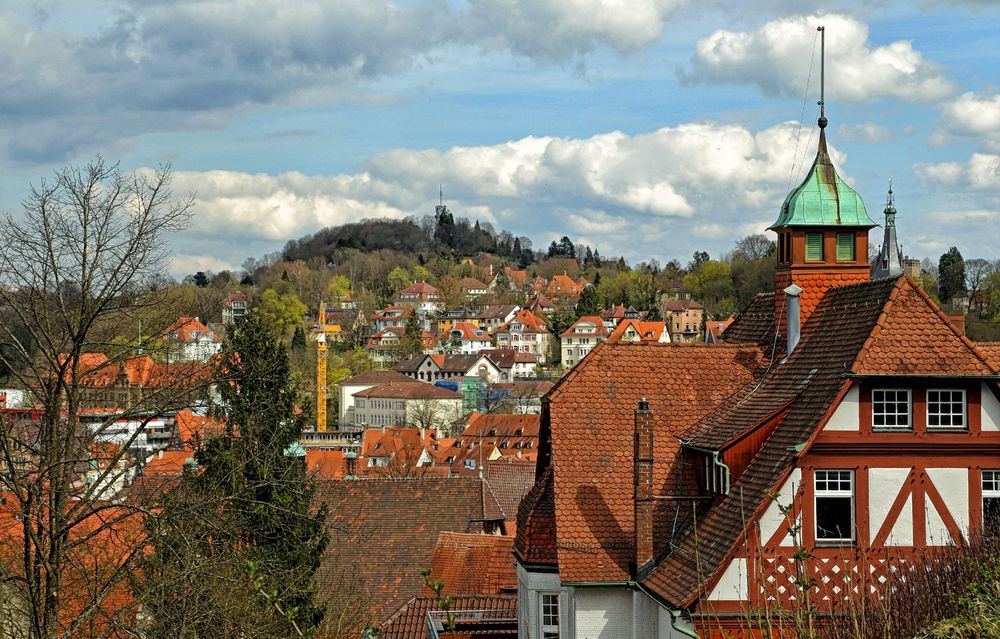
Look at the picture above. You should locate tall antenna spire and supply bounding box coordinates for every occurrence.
[439,184,443,206]
[817,25,827,129]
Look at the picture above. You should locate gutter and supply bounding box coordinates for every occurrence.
[845,373,1000,380]
[681,444,731,495]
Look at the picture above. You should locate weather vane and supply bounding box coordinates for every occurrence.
[817,26,827,129]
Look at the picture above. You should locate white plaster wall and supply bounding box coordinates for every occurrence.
[575,588,634,638]
[981,382,1000,432]
[339,383,375,423]
[869,468,911,545]
[759,469,801,546]
[708,557,749,601]
[887,498,914,546]
[927,468,969,544]
[632,591,658,639]
[824,385,859,431]
[516,565,568,639]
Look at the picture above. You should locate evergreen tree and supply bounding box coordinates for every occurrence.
[512,237,522,262]
[141,310,328,638]
[291,325,307,351]
[575,285,600,318]
[557,236,576,259]
[399,313,424,358]
[939,247,966,306]
[548,241,559,257]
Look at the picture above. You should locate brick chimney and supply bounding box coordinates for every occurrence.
[634,397,654,576]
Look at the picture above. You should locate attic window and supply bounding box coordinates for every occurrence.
[805,232,824,262]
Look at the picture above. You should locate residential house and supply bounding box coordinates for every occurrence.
[372,305,415,333]
[442,413,540,474]
[359,426,438,473]
[367,327,404,366]
[559,316,609,368]
[315,303,363,344]
[221,291,250,324]
[515,117,1000,638]
[525,293,556,316]
[460,277,490,302]
[704,315,735,344]
[395,353,482,383]
[164,316,221,362]
[443,322,494,355]
[608,319,671,343]
[602,303,642,330]
[494,309,553,364]
[395,281,444,316]
[468,349,538,383]
[352,381,463,430]
[435,305,484,334]
[480,304,520,334]
[662,298,704,342]
[337,369,415,427]
[545,274,585,299]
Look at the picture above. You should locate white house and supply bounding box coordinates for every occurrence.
[559,315,609,369]
[337,370,415,427]
[352,381,464,430]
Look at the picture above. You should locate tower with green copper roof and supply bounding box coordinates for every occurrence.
[770,26,880,328]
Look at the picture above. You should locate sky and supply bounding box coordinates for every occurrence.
[1,0,998,278]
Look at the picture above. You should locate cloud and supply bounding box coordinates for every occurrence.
[459,0,687,62]
[942,92,1000,151]
[0,0,694,164]
[169,253,239,277]
[166,119,847,269]
[681,13,954,103]
[915,153,1000,191]
[837,122,891,143]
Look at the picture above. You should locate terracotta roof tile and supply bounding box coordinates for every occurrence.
[722,292,778,346]
[514,467,557,566]
[543,342,769,584]
[354,381,462,400]
[380,595,517,639]
[425,532,517,596]
[314,478,504,630]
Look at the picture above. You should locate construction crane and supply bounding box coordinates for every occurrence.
[316,305,328,432]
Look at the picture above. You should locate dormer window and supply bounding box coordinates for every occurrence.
[927,389,966,429]
[872,388,911,430]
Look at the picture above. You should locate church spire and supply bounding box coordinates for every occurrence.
[872,180,904,279]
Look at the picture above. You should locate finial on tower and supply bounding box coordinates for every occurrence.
[439,184,443,206]
[817,26,827,129]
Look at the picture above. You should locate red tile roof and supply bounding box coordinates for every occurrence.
[662,298,703,312]
[174,409,225,449]
[305,449,347,479]
[425,532,517,596]
[398,281,441,297]
[543,341,769,584]
[482,460,537,523]
[545,274,583,298]
[559,315,609,338]
[444,414,540,472]
[354,381,463,400]
[975,342,1000,369]
[379,595,517,639]
[142,449,195,475]
[721,291,779,347]
[314,478,504,630]
[514,467,557,567]
[165,316,219,343]
[608,319,670,343]
[495,309,549,335]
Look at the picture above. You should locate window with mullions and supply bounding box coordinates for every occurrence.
[927,389,966,429]
[540,592,560,639]
[983,471,1000,532]
[872,389,911,429]
[815,469,855,543]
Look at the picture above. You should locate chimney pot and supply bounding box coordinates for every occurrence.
[784,284,803,355]
[638,397,649,411]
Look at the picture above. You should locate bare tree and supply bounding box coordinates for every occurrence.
[964,258,995,317]
[0,158,194,638]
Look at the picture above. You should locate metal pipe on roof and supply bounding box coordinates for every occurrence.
[784,284,804,356]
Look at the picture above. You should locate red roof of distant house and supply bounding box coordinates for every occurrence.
[451,322,492,342]
[444,413,540,471]
[608,319,670,343]
[398,282,441,297]
[460,277,489,290]
[704,315,735,342]
[545,274,584,298]
[143,449,195,475]
[559,316,609,338]
[305,449,347,479]
[354,382,462,400]
[425,532,517,596]
[174,409,225,449]
[165,316,219,343]
[496,309,548,334]
[71,354,210,389]
[222,291,249,307]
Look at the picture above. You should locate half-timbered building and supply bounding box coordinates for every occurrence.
[514,115,1000,638]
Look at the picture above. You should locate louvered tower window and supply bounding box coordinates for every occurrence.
[805,232,824,262]
[836,232,855,261]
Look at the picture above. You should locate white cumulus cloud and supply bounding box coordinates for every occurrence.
[942,92,1000,151]
[682,13,954,103]
[915,153,1000,191]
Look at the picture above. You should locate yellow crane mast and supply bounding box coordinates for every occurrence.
[316,304,328,432]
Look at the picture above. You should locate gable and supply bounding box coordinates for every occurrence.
[852,278,995,377]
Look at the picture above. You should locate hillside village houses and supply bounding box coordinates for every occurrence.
[560,315,610,368]
[513,112,1000,638]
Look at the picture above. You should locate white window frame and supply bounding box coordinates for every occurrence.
[539,592,560,639]
[814,469,855,544]
[983,470,1000,530]
[926,388,967,429]
[872,388,912,430]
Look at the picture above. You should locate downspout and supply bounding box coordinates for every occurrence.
[635,583,700,639]
[711,451,731,495]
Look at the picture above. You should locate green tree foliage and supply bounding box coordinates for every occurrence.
[323,274,351,302]
[399,313,424,359]
[575,285,600,318]
[140,310,327,638]
[683,260,736,316]
[939,246,966,305]
[387,266,412,296]
[257,289,308,338]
